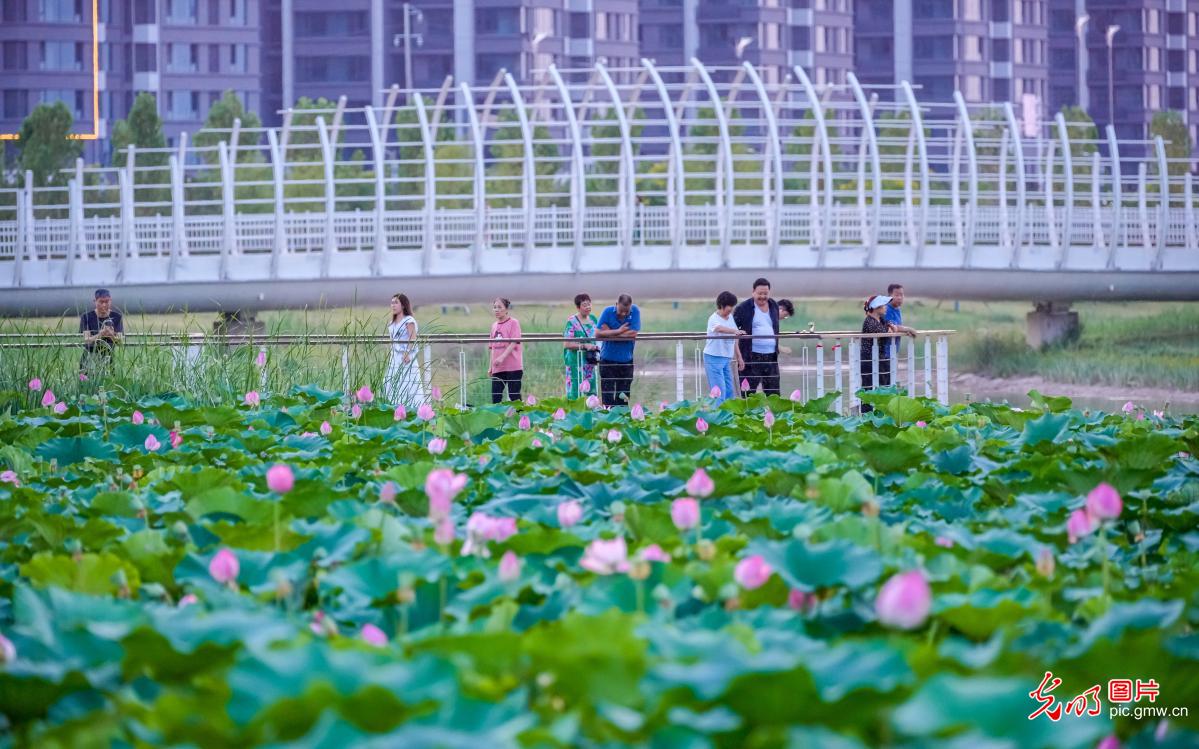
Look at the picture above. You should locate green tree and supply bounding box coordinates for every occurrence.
[1150,110,1193,180]
[281,96,377,213]
[485,111,562,208]
[111,92,170,215]
[18,102,83,188]
[193,91,272,214]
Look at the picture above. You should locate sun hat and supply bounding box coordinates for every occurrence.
[867,295,892,310]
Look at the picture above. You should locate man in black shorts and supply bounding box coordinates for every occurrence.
[80,288,123,373]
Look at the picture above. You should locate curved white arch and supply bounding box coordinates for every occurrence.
[412,94,438,274]
[1054,112,1075,267]
[315,116,336,278]
[643,58,686,266]
[692,59,736,267]
[364,107,387,277]
[847,73,882,264]
[458,82,487,274]
[548,65,586,272]
[743,62,784,268]
[266,128,286,278]
[901,82,930,263]
[793,65,834,266]
[1152,135,1168,270]
[952,92,978,268]
[595,63,636,267]
[1001,103,1027,268]
[502,73,537,272]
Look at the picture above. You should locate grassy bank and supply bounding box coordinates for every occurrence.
[6,298,1197,393]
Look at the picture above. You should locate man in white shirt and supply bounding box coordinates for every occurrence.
[732,277,782,397]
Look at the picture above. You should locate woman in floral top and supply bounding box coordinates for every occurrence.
[563,293,600,399]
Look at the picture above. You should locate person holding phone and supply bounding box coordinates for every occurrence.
[563,293,600,399]
[79,288,123,373]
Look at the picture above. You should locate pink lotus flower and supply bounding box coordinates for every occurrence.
[606,429,622,443]
[1035,547,1055,578]
[580,379,591,394]
[686,468,715,498]
[309,610,338,637]
[144,434,161,452]
[28,378,42,391]
[53,402,66,415]
[78,372,88,382]
[1086,482,1122,520]
[266,464,294,493]
[0,632,17,663]
[169,430,182,449]
[695,417,708,434]
[710,386,721,398]
[132,410,144,425]
[428,437,447,455]
[734,555,773,589]
[658,401,669,412]
[557,500,583,527]
[934,536,954,548]
[915,420,928,428]
[379,482,397,505]
[789,389,802,402]
[1136,412,1145,421]
[361,623,388,647]
[763,409,775,429]
[741,378,750,392]
[580,537,630,575]
[585,395,600,408]
[177,594,198,608]
[41,390,56,407]
[425,468,467,520]
[553,408,566,421]
[639,544,671,563]
[1096,735,1121,749]
[355,385,374,403]
[498,550,522,582]
[434,517,455,546]
[671,497,699,530]
[631,403,646,421]
[208,548,240,584]
[244,391,260,407]
[1066,508,1098,543]
[351,404,362,419]
[417,404,436,421]
[531,437,543,448]
[394,405,407,421]
[320,420,332,435]
[1153,409,1164,419]
[788,589,815,612]
[462,512,518,555]
[525,394,538,406]
[518,414,531,431]
[1121,401,1135,414]
[431,385,442,401]
[505,407,516,418]
[0,470,18,487]
[875,569,932,630]
[255,350,267,368]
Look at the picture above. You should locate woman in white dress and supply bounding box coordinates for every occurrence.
[385,293,424,408]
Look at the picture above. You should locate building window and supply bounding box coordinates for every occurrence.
[960,0,981,22]
[1146,47,1161,72]
[914,36,953,61]
[229,44,245,73]
[658,24,683,49]
[40,40,81,71]
[914,0,953,20]
[530,7,557,36]
[39,0,81,22]
[1050,48,1073,70]
[961,75,983,101]
[167,43,197,73]
[759,23,780,50]
[1168,87,1185,110]
[475,53,519,81]
[961,35,983,62]
[167,0,196,24]
[476,8,520,35]
[295,11,368,37]
[296,56,368,83]
[570,12,588,38]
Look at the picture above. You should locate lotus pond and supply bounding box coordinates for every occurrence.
[0,385,1197,748]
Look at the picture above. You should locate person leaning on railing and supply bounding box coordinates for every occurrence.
[860,295,898,413]
[595,294,640,407]
[79,288,123,375]
[563,293,600,399]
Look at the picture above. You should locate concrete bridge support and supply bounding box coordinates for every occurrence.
[1026,302,1080,349]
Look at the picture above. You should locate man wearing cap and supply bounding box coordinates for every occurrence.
[80,288,123,372]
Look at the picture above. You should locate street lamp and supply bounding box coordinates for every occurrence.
[529,31,550,82]
[1105,24,1120,131]
[392,3,424,100]
[1075,14,1089,112]
[735,36,755,60]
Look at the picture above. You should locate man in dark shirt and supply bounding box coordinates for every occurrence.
[733,278,781,397]
[79,288,123,371]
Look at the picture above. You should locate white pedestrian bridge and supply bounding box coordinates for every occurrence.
[2,59,1197,314]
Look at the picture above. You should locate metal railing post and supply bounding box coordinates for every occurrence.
[833,340,843,415]
[815,342,825,398]
[936,335,949,405]
[848,339,860,412]
[341,345,350,397]
[458,348,467,409]
[923,335,933,398]
[675,340,684,403]
[906,335,916,395]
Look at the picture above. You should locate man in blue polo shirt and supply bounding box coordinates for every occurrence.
[884,283,917,358]
[595,294,640,407]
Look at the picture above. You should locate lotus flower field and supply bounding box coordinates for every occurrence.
[1,383,1197,747]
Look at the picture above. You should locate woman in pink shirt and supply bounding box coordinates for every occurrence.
[488,297,523,403]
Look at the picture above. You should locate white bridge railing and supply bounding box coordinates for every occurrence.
[1,57,1197,292]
